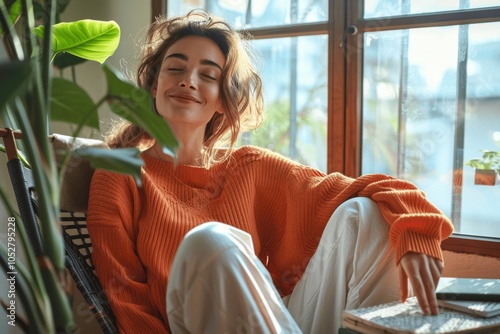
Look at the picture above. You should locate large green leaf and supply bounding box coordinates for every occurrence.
[33,19,120,64]
[50,77,99,129]
[73,147,143,186]
[103,64,179,157]
[0,60,31,111]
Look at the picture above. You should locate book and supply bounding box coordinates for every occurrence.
[437,299,500,318]
[436,277,500,302]
[341,297,500,334]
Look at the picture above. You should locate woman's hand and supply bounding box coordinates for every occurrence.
[398,252,444,315]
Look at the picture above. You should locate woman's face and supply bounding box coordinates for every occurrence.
[152,35,226,134]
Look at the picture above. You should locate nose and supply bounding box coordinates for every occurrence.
[178,70,197,89]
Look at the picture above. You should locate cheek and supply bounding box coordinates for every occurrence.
[206,85,222,104]
[155,75,174,92]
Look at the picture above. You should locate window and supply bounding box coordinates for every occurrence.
[166,0,330,172]
[354,1,500,256]
[162,0,500,256]
[362,22,500,239]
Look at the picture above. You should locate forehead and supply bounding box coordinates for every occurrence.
[165,35,226,66]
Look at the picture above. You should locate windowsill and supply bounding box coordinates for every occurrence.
[441,234,500,258]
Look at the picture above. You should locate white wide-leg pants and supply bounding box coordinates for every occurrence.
[166,197,403,333]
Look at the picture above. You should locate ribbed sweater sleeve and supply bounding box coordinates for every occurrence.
[249,149,453,295]
[87,170,169,334]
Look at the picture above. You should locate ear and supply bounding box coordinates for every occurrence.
[215,100,224,114]
[150,83,157,97]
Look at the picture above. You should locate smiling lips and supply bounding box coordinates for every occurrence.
[169,93,201,103]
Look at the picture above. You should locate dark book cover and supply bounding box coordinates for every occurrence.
[436,277,500,302]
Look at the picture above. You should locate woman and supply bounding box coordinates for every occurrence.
[87,9,454,334]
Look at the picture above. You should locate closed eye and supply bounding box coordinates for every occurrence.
[202,73,217,81]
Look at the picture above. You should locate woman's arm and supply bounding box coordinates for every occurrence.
[87,170,169,333]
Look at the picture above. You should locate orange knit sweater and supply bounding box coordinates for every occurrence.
[87,145,453,334]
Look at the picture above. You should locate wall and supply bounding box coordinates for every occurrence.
[443,251,500,278]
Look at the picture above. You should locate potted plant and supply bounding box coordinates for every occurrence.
[0,0,177,332]
[465,149,500,186]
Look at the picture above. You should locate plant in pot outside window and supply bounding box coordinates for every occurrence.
[465,149,500,186]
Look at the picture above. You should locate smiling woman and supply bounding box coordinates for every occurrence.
[84,8,455,334]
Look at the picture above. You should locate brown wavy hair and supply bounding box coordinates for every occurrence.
[105,9,264,166]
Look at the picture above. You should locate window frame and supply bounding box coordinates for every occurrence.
[347,2,500,258]
[157,0,500,258]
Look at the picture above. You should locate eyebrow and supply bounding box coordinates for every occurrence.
[165,53,223,71]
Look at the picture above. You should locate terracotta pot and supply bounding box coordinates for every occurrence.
[474,169,498,186]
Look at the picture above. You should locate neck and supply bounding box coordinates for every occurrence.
[149,120,209,166]
[148,141,204,167]
[177,143,204,166]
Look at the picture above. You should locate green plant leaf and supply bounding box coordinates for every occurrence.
[73,147,144,186]
[52,52,86,69]
[103,64,178,157]
[33,19,120,64]
[465,149,500,170]
[0,60,31,111]
[51,78,99,129]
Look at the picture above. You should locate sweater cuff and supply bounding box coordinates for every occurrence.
[395,230,444,264]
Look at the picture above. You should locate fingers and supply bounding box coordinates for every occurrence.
[419,258,439,315]
[399,252,444,315]
[410,267,431,315]
[398,265,408,303]
[427,258,444,314]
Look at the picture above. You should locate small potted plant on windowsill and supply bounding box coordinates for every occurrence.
[465,149,500,186]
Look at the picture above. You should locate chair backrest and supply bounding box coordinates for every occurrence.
[0,128,118,334]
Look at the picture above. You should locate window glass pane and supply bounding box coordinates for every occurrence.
[166,0,328,28]
[364,0,499,18]
[361,22,500,238]
[237,36,328,172]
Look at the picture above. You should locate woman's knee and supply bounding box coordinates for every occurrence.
[327,197,388,235]
[335,197,377,215]
[179,222,236,258]
[336,197,382,219]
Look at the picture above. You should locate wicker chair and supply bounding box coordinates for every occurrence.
[1,128,118,334]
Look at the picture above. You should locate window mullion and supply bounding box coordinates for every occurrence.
[327,0,349,174]
[451,2,470,230]
[342,0,362,177]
